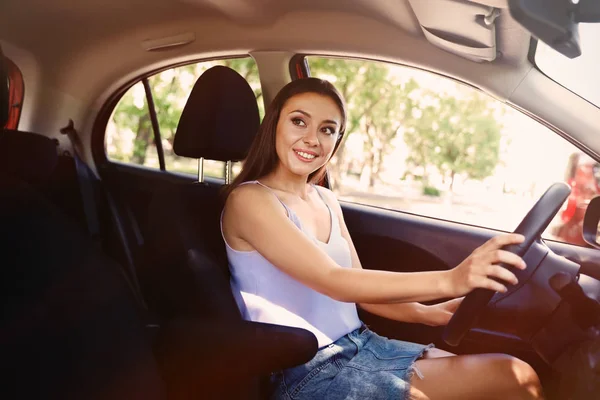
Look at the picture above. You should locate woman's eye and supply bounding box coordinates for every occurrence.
[322,126,337,135]
[292,118,306,127]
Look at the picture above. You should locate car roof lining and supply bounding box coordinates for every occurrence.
[0,6,531,102]
[0,0,529,83]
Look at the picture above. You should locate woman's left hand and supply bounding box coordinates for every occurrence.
[423,297,464,326]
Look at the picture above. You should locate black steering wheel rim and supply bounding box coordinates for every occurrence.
[442,182,572,347]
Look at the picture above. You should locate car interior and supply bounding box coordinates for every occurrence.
[1,0,600,399]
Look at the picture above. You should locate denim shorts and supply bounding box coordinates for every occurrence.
[270,325,434,400]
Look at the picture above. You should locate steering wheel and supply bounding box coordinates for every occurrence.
[443,182,572,346]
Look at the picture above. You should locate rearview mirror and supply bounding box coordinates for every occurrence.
[508,0,600,58]
[582,196,600,249]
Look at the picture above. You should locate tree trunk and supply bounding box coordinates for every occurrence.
[368,152,377,188]
[371,148,385,188]
[449,170,456,192]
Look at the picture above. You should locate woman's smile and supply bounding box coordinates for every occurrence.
[293,148,319,162]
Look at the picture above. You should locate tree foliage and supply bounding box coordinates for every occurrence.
[403,89,502,190]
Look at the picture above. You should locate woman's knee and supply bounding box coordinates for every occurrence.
[494,355,543,399]
[410,352,543,399]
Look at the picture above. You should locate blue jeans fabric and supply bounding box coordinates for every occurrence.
[270,326,434,400]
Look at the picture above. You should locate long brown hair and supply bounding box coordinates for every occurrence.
[223,78,347,199]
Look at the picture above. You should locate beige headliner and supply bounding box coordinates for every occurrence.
[0,0,598,164]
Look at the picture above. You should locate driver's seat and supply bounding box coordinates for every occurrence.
[141,66,318,399]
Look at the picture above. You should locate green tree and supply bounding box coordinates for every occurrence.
[111,84,152,164]
[404,90,502,191]
[360,78,418,187]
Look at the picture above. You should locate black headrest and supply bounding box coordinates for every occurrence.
[173,66,260,162]
[0,46,9,128]
[0,130,58,183]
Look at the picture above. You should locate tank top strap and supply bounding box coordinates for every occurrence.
[312,185,341,238]
[236,181,303,229]
[250,180,293,217]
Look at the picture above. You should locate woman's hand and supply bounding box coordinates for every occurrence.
[423,298,463,326]
[447,233,527,298]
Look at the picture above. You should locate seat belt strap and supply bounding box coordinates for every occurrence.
[60,119,100,239]
[73,152,101,240]
[59,119,151,315]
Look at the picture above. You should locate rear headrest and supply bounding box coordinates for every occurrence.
[173,66,260,162]
[0,130,58,183]
[0,46,9,128]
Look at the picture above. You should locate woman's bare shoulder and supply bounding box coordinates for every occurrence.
[225,183,284,217]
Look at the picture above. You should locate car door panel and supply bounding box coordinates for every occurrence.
[99,162,213,240]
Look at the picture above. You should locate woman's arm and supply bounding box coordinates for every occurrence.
[223,184,525,305]
[318,187,462,322]
[359,298,463,326]
[317,187,513,322]
[359,302,429,324]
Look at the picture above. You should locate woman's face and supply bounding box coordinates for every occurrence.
[274,92,342,178]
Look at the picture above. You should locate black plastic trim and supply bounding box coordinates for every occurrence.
[142,78,165,171]
[527,36,539,66]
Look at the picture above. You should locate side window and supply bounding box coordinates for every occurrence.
[106,82,155,167]
[306,56,592,247]
[105,56,262,178]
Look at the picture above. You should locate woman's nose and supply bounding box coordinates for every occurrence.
[303,128,319,146]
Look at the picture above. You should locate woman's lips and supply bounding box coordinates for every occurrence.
[293,149,318,162]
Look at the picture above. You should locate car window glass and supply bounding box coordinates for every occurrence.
[306,56,593,247]
[106,82,155,167]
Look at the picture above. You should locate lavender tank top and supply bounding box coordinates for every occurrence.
[221,180,361,348]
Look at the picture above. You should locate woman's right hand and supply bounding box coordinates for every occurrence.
[447,233,527,297]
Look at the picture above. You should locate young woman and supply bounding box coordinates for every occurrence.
[221,78,543,399]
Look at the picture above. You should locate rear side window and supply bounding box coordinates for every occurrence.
[105,57,262,178]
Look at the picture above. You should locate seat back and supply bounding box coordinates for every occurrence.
[0,47,166,400]
[0,178,166,400]
[0,175,164,399]
[142,66,260,321]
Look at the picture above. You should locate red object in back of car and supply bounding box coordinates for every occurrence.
[4,57,24,130]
